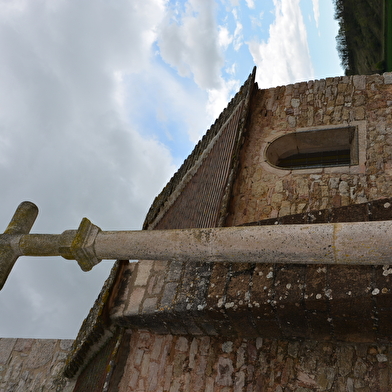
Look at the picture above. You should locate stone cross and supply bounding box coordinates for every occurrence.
[1,201,392,290]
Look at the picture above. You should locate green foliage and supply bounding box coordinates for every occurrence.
[332,0,383,75]
[375,60,386,70]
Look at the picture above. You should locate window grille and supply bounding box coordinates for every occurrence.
[266,127,358,170]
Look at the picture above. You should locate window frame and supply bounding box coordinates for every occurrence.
[260,120,367,177]
[266,126,359,170]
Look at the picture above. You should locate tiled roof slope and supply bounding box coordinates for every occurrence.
[143,67,256,230]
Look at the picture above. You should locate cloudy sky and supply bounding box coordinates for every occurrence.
[0,0,343,339]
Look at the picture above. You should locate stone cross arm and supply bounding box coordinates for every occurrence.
[1,201,392,290]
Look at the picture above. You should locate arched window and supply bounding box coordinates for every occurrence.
[265,127,358,170]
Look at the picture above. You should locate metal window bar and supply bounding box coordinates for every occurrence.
[277,149,351,169]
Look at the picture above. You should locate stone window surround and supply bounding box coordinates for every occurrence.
[260,121,366,176]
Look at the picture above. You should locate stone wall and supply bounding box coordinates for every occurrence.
[0,338,75,391]
[110,199,392,345]
[111,249,392,343]
[106,73,392,391]
[113,330,392,392]
[110,73,392,343]
[226,73,392,226]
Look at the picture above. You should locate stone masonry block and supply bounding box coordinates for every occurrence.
[153,260,168,271]
[305,265,328,312]
[142,297,158,313]
[384,72,392,84]
[225,307,259,338]
[13,338,33,352]
[329,202,369,222]
[160,282,178,309]
[147,274,165,296]
[328,265,373,318]
[226,272,251,304]
[166,261,183,281]
[307,311,333,341]
[376,309,392,340]
[0,339,16,365]
[25,340,57,369]
[333,316,374,342]
[127,287,146,315]
[251,264,275,315]
[274,266,307,339]
[116,330,392,391]
[274,265,305,306]
[353,75,366,90]
[206,263,229,309]
[373,265,392,309]
[368,197,392,220]
[180,317,205,336]
[134,260,154,286]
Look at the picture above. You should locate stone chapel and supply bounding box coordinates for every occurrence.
[3,67,392,391]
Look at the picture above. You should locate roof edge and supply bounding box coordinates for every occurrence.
[143,67,257,230]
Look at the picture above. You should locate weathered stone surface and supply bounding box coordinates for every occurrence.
[134,260,154,286]
[0,338,16,365]
[0,338,74,392]
[77,72,392,390]
[226,75,392,226]
[112,263,392,343]
[114,330,392,392]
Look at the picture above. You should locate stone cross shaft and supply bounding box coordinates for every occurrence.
[1,201,392,290]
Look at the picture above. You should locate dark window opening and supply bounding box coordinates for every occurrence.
[277,149,351,169]
[266,127,358,170]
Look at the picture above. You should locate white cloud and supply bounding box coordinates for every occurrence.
[154,1,243,141]
[232,9,244,51]
[158,0,223,90]
[248,0,314,88]
[217,10,243,53]
[226,63,237,76]
[312,0,320,29]
[206,78,240,123]
[113,71,127,111]
[250,12,263,30]
[245,0,255,9]
[0,0,176,338]
[218,25,233,50]
[124,61,212,146]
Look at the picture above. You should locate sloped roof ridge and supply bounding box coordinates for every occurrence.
[143,67,256,230]
[62,262,121,379]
